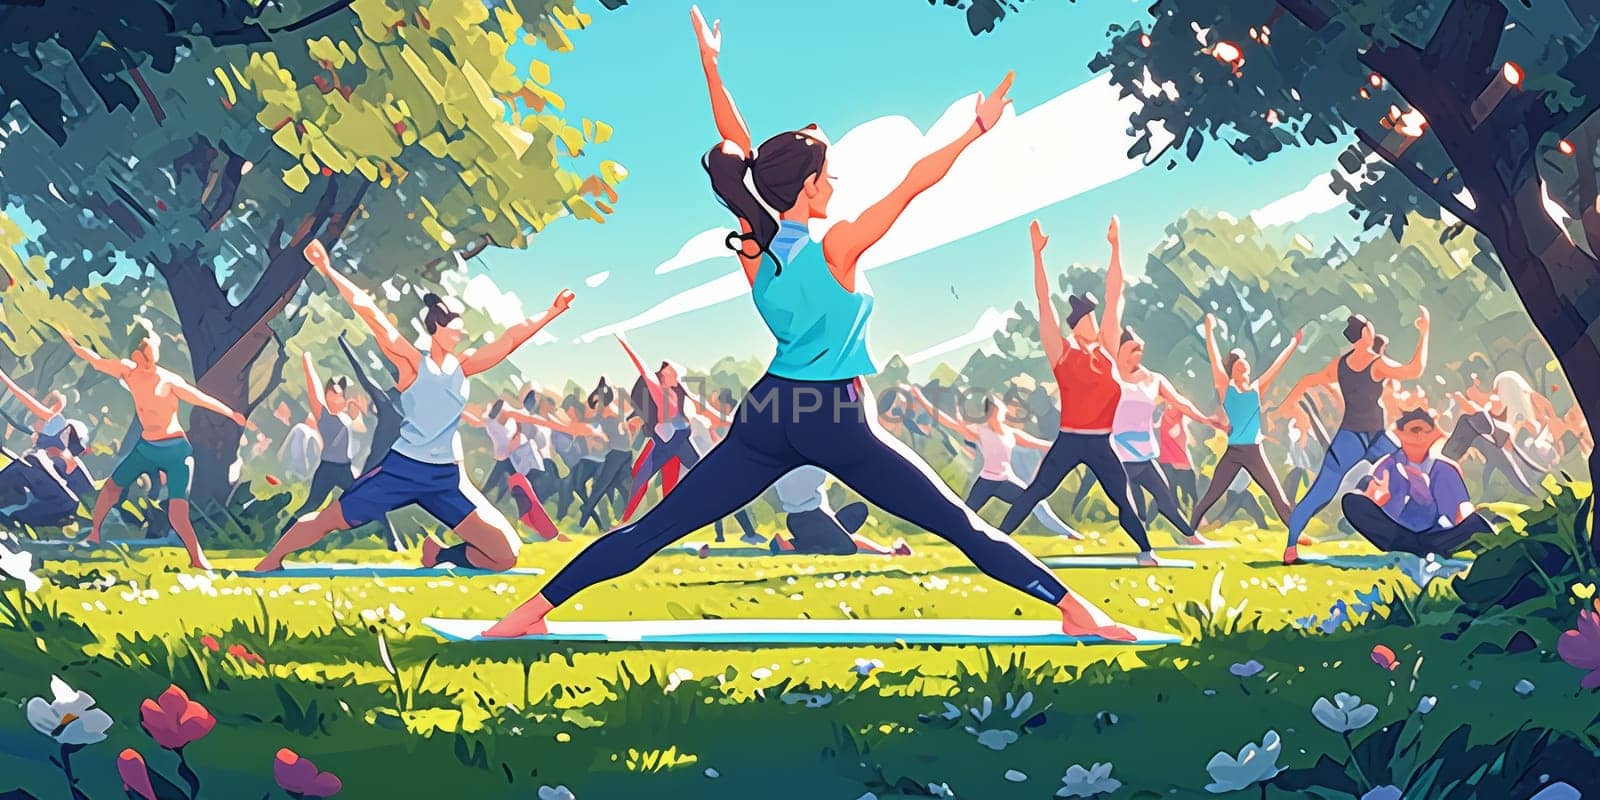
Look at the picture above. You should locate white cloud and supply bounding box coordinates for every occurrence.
[585,270,611,288]
[576,271,749,343]
[1249,154,1379,228]
[905,306,1019,365]
[583,74,1158,341]
[447,267,559,347]
[654,228,735,274]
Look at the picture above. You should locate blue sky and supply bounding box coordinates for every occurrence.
[476,0,1347,384]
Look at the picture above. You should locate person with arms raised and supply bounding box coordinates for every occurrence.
[1278,309,1429,563]
[254,240,573,572]
[484,6,1133,641]
[55,322,255,569]
[995,219,1158,565]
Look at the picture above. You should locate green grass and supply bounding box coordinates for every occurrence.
[1,496,1596,799]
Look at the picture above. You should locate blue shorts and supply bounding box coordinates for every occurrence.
[339,451,482,529]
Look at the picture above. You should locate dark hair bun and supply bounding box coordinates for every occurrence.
[423,293,444,308]
[1065,293,1099,327]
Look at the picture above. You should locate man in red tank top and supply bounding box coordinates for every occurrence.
[997,218,1158,564]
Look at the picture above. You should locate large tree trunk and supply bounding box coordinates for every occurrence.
[1491,178,1600,561]
[165,177,366,505]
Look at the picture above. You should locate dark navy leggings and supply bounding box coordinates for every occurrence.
[539,375,1069,607]
[997,432,1152,552]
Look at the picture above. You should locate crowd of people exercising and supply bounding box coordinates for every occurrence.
[0,7,1589,639]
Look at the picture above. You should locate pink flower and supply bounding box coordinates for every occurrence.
[274,748,342,798]
[117,749,157,800]
[227,643,266,665]
[199,635,220,653]
[1558,600,1600,689]
[1370,645,1399,671]
[140,685,217,750]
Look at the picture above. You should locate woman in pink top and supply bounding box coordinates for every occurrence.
[1157,405,1197,508]
[1108,329,1219,547]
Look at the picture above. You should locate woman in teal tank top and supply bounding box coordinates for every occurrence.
[1189,314,1303,531]
[487,5,1136,642]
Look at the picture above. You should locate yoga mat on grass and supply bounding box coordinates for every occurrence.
[422,617,1181,645]
[1042,555,1196,569]
[233,563,544,579]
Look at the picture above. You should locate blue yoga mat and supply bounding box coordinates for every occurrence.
[233,563,544,579]
[1298,553,1471,572]
[421,617,1181,646]
[1042,555,1196,569]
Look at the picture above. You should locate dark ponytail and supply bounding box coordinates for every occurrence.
[421,293,462,334]
[588,377,615,409]
[704,130,827,277]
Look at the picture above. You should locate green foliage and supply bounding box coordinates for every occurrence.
[1450,485,1598,622]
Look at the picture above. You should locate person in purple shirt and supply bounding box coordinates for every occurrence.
[1341,407,1493,556]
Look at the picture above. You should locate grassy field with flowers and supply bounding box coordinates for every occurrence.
[2,486,1600,799]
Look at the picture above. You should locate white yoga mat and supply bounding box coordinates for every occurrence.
[233,563,544,579]
[421,617,1182,645]
[1042,556,1197,569]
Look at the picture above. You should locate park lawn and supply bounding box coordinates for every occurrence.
[1,504,1594,799]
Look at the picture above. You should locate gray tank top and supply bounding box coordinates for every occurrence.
[393,354,468,464]
[600,415,631,453]
[317,411,354,464]
[1338,352,1385,432]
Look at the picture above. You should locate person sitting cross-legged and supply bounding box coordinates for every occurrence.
[1340,407,1494,557]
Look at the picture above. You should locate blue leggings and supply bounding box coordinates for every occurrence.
[1286,428,1397,547]
[538,375,1068,607]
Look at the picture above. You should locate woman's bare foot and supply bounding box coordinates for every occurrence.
[482,595,554,638]
[420,536,443,567]
[891,538,913,557]
[1180,534,1211,547]
[1283,545,1302,564]
[1135,551,1161,567]
[482,610,548,638]
[252,556,283,572]
[1057,595,1138,642]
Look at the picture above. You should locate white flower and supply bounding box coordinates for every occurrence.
[1057,762,1121,797]
[1514,679,1535,697]
[0,543,42,592]
[1416,696,1437,715]
[26,676,113,746]
[851,658,884,677]
[969,728,1018,751]
[175,572,216,597]
[1205,731,1284,793]
[1312,692,1378,733]
[664,668,693,694]
[1004,770,1027,783]
[537,786,575,800]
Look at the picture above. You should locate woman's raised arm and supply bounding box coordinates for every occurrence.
[692,6,751,155]
[304,240,418,382]
[822,73,1014,290]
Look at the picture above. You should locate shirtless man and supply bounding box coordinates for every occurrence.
[54,323,254,569]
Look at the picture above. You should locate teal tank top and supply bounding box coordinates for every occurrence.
[1223,386,1262,446]
[752,221,877,381]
